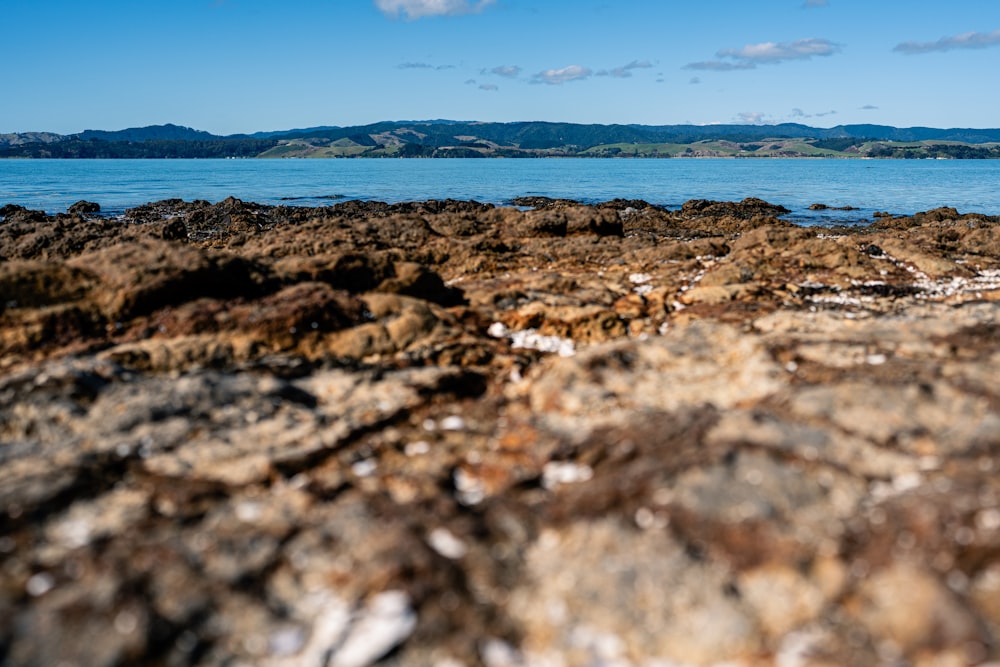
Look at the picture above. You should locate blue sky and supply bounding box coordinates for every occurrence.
[4,0,1000,134]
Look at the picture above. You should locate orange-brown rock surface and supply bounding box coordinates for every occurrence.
[2,197,1000,666]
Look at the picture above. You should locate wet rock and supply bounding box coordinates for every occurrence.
[681,196,791,219]
[68,200,101,215]
[809,203,858,211]
[0,204,48,224]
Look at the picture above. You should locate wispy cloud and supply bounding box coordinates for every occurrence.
[685,60,756,72]
[893,29,1000,54]
[485,65,522,78]
[736,111,773,125]
[397,62,454,70]
[689,76,701,84]
[375,0,496,20]
[791,108,837,119]
[802,0,828,7]
[860,104,879,110]
[532,65,593,85]
[479,83,499,91]
[686,37,840,71]
[596,60,654,78]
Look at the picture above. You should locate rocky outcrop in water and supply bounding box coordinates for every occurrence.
[2,196,1000,666]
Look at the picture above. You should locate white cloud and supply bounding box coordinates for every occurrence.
[719,38,840,63]
[479,83,499,91]
[736,112,773,125]
[688,76,701,84]
[893,29,1000,54]
[375,0,496,20]
[597,60,654,78]
[487,65,522,78]
[686,37,840,71]
[860,104,879,110]
[532,65,593,85]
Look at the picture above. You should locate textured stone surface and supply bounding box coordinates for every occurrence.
[2,197,1000,666]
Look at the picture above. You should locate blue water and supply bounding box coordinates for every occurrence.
[2,158,1000,225]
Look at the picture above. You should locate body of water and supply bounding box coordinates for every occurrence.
[2,158,999,225]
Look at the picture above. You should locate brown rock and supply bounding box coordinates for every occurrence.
[68,239,264,320]
[0,260,100,309]
[3,198,1000,666]
[851,564,983,656]
[375,261,464,306]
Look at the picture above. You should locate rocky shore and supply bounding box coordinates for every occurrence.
[2,196,1000,666]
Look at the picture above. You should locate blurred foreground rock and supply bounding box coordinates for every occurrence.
[2,197,1000,666]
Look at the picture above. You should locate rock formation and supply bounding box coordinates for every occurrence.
[2,196,1000,666]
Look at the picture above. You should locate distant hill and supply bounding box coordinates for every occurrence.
[3,121,1000,158]
[242,126,342,139]
[75,124,220,142]
[823,124,1000,143]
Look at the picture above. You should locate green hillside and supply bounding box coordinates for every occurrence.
[4,121,1000,159]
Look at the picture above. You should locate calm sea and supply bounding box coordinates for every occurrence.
[3,158,1000,225]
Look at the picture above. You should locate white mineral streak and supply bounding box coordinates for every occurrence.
[25,572,55,597]
[488,322,576,357]
[266,591,416,667]
[350,459,378,477]
[428,527,468,559]
[776,628,828,667]
[266,593,351,667]
[870,471,924,501]
[481,638,526,667]
[440,415,466,431]
[542,461,594,490]
[330,591,417,667]
[454,467,486,506]
[802,263,1000,310]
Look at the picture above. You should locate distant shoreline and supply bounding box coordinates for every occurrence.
[4,120,1000,160]
[1,149,996,161]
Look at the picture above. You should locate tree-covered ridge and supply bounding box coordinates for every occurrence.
[0,138,279,159]
[3,121,1000,158]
